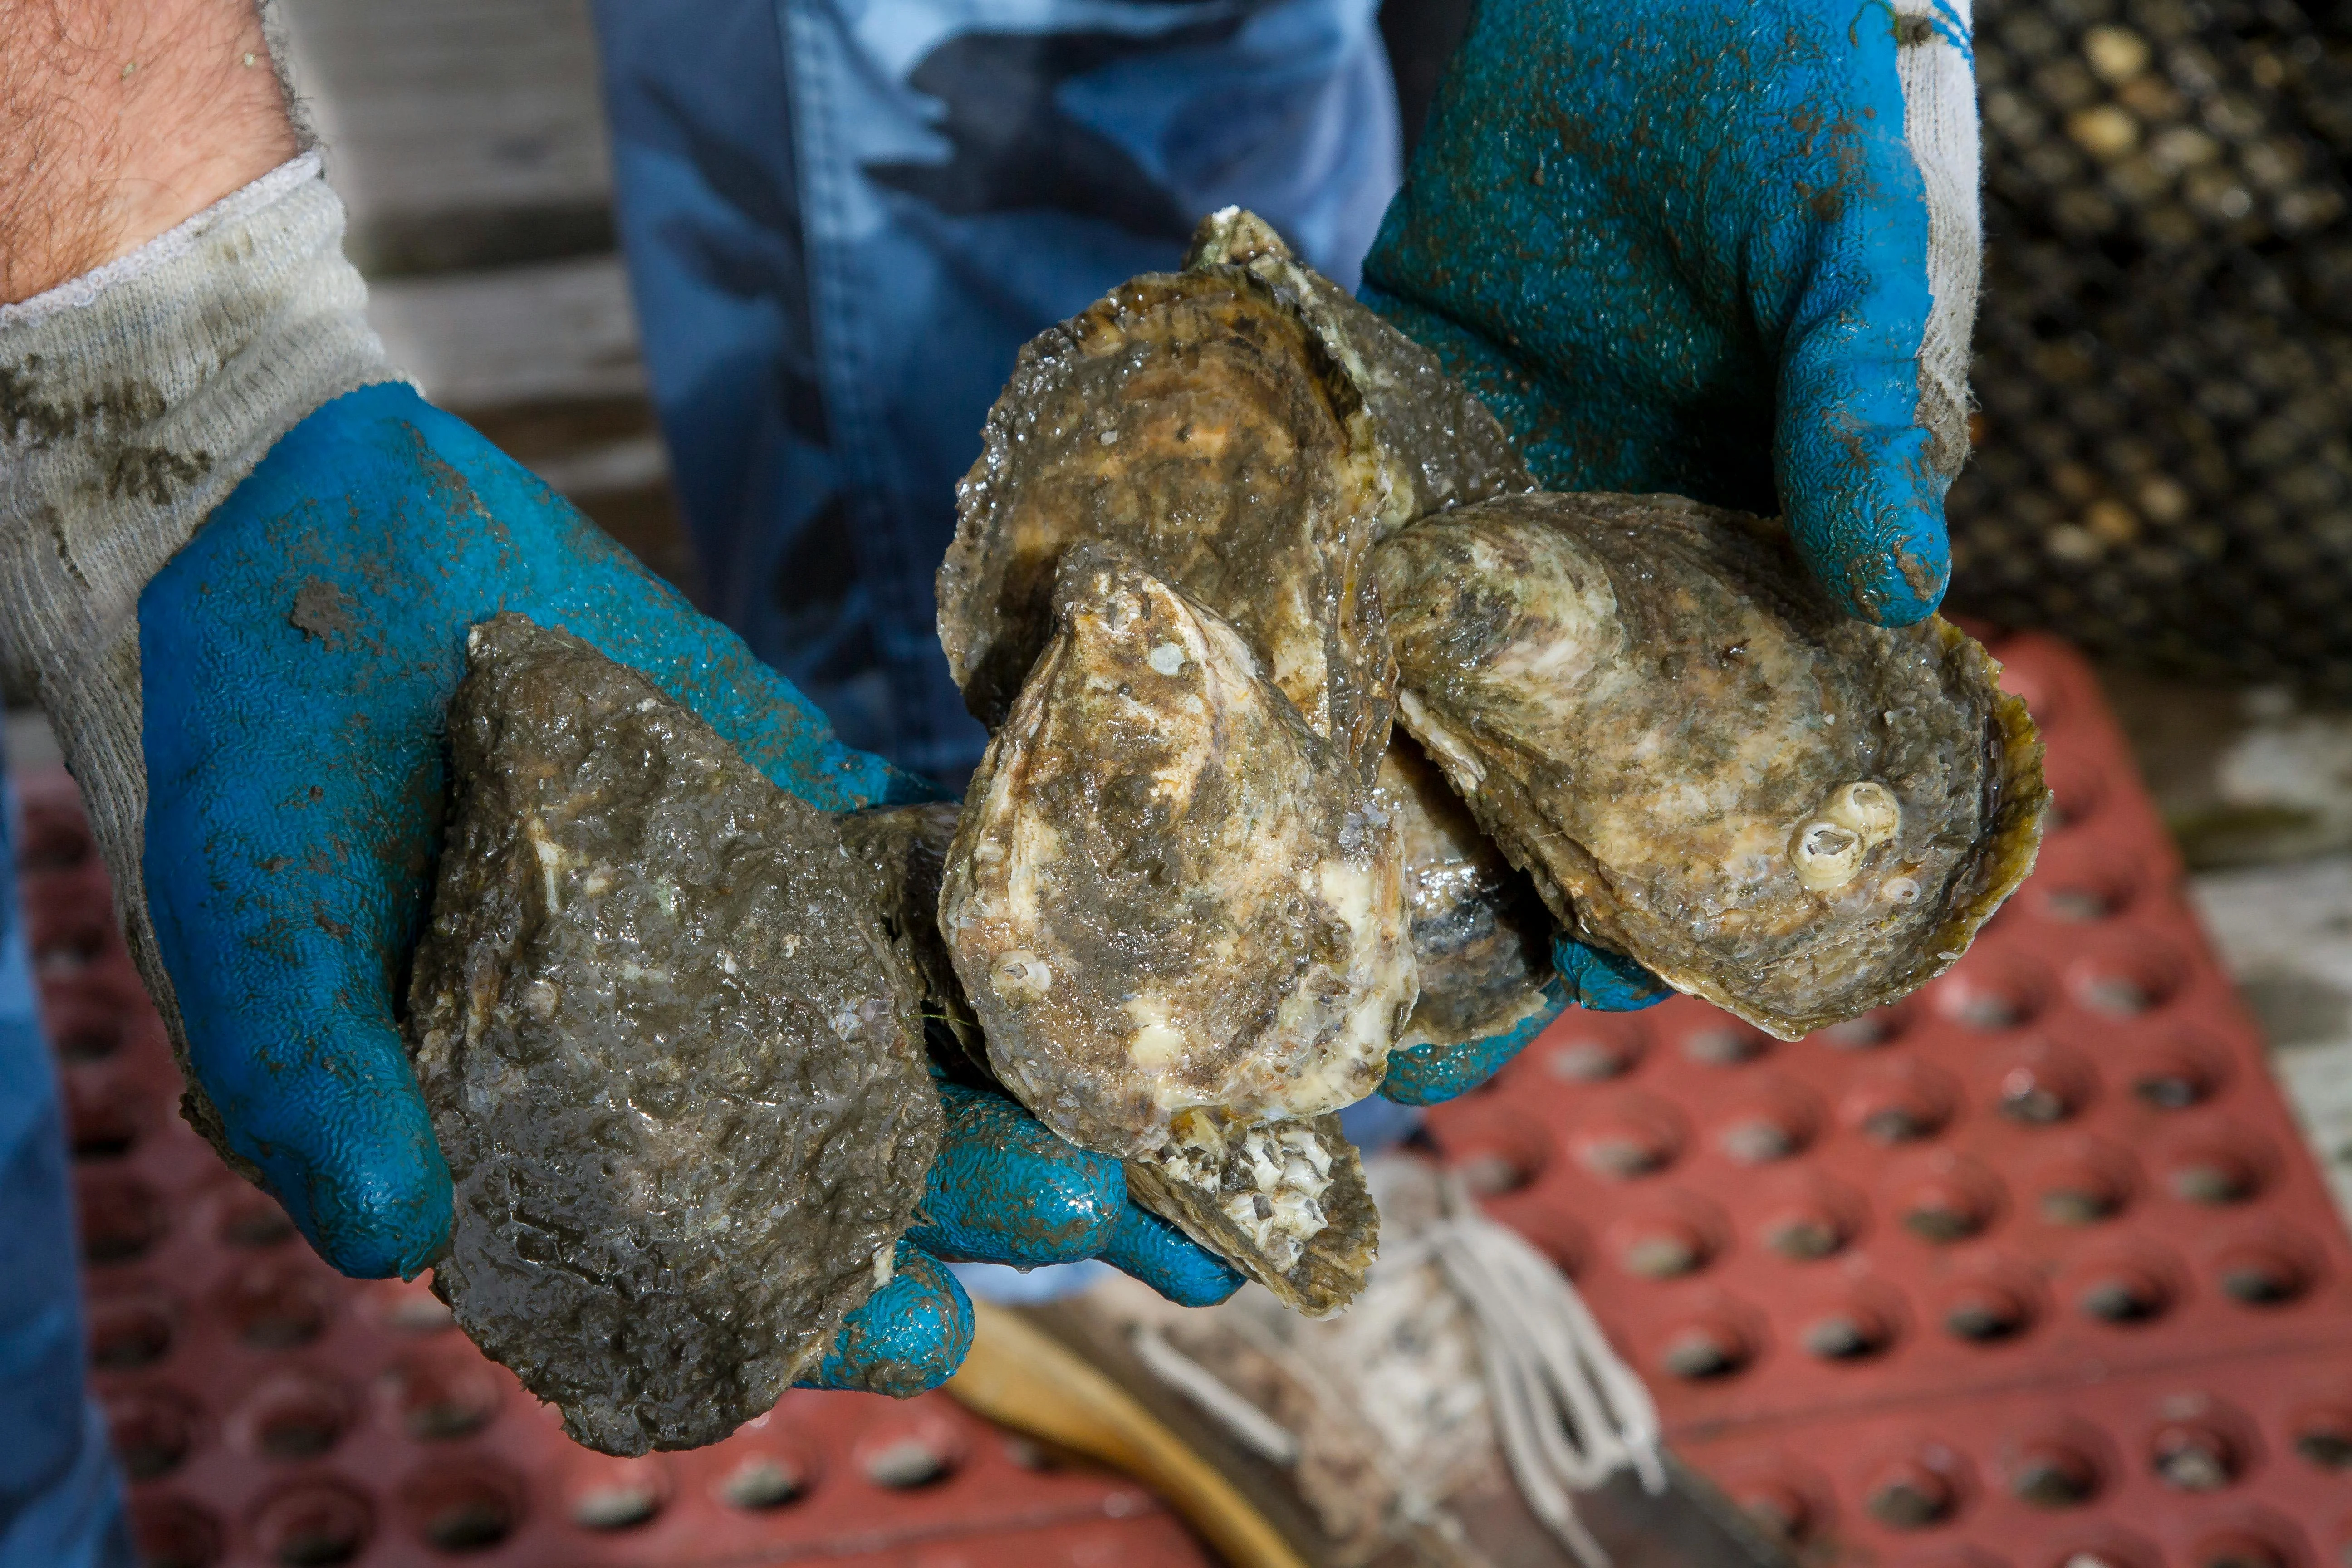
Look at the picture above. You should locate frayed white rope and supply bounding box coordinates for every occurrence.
[1384,1177,1665,1568]
[1128,1323,1303,1465]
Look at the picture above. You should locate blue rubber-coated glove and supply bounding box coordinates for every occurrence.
[139,382,1232,1399]
[1381,936,1671,1106]
[1362,0,1980,626]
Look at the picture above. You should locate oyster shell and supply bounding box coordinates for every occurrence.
[1374,733,1556,1050]
[407,615,938,1454]
[940,542,1416,1160]
[837,802,986,1080]
[1182,209,1534,537]
[1373,493,2045,1040]
[1125,1110,1378,1317]
[938,264,1393,774]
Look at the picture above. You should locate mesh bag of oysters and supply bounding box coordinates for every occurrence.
[405,210,2045,1455]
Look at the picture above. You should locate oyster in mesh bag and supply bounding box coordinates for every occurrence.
[939,544,1404,1311]
[406,614,939,1455]
[1374,493,2045,1040]
[1375,734,1556,1051]
[937,260,1393,774]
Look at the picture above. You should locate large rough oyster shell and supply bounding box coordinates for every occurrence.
[938,264,1393,774]
[1374,494,2045,1040]
[940,543,1415,1160]
[837,802,985,1080]
[407,615,939,1454]
[1182,208,1534,537]
[1374,734,1556,1051]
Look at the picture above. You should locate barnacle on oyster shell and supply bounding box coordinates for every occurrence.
[1374,733,1555,1050]
[1124,1109,1379,1317]
[406,615,938,1454]
[939,543,1415,1162]
[1373,493,2046,1040]
[938,262,1393,775]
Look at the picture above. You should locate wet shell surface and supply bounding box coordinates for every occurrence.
[938,264,1393,776]
[1125,1110,1378,1317]
[1182,208,1534,537]
[837,802,986,1080]
[938,543,1416,1161]
[1373,493,2046,1040]
[407,615,937,1454]
[1373,734,1556,1050]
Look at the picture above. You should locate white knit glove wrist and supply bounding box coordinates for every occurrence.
[0,152,399,1102]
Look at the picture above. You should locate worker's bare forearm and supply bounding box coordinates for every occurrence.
[0,0,296,304]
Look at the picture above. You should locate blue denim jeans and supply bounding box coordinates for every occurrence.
[593,0,1401,783]
[0,767,133,1568]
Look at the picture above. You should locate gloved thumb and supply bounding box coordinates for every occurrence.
[1772,0,1979,627]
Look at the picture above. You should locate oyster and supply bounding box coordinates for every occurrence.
[407,615,938,1455]
[1374,734,1556,1050]
[1373,493,2045,1040]
[940,542,1414,1158]
[1182,208,1534,536]
[1125,1110,1378,1317]
[838,802,985,1079]
[937,263,1392,774]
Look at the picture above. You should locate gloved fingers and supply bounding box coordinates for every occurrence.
[1380,979,1569,1107]
[798,1242,975,1396]
[1100,1201,1245,1307]
[904,1083,1124,1266]
[1552,935,1672,1013]
[1773,0,1977,627]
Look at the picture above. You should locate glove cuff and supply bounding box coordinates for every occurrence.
[0,154,401,1151]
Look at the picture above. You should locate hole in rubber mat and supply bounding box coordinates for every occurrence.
[233,1370,353,1461]
[2187,1532,2291,1568]
[362,1275,456,1336]
[88,1294,174,1370]
[1754,1171,1866,1262]
[563,1455,668,1531]
[858,1422,965,1489]
[2064,1241,2185,1327]
[1606,1191,1727,1280]
[1797,1298,1895,1361]
[49,1009,124,1063]
[1937,1258,2045,1344]
[381,1344,504,1441]
[1563,1094,1685,1181]
[2150,1420,2242,1492]
[1891,1155,2007,1245]
[2158,1130,2271,1206]
[66,1073,142,1158]
[1811,1001,1913,1049]
[2032,1141,2140,1227]
[103,1386,199,1482]
[1680,1022,1771,1066]
[2043,1530,2162,1568]
[2291,1406,2352,1471]
[2068,942,2183,1017]
[250,1480,373,1567]
[2125,1033,2229,1111]
[1931,956,2052,1030]
[130,1497,222,1568]
[1710,1078,1821,1165]
[76,1168,165,1264]
[2210,1229,2323,1308]
[1437,1107,1552,1196]
[1859,1451,1965,1530]
[2025,848,2141,924]
[18,804,93,871]
[717,1452,811,1509]
[1986,1039,2097,1125]
[218,1190,298,1249]
[401,1465,522,1553]
[214,1261,330,1350]
[2009,1440,2103,1509]
[1841,1058,1959,1145]
[1653,1304,1757,1381]
[2041,754,2106,833]
[1543,1017,1645,1082]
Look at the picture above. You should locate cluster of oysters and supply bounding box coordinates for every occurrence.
[403,211,2043,1455]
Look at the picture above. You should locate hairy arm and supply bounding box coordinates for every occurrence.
[0,0,296,303]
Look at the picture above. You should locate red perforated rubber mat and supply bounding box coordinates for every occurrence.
[42,632,2352,1568]
[1427,633,2352,1567]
